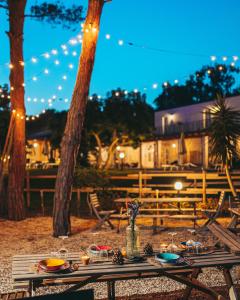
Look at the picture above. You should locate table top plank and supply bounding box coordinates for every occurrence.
[12,250,240,282]
[115,198,202,203]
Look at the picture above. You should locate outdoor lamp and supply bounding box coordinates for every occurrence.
[174,181,183,191]
[119,152,125,159]
[116,145,121,151]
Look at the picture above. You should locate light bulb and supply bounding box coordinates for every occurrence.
[152,83,158,89]
[210,56,217,61]
[31,57,37,63]
[105,34,111,39]
[118,40,124,46]
[44,53,50,59]
[72,51,77,56]
[51,49,58,55]
[64,50,69,55]
[174,79,179,84]
[44,69,49,74]
[32,76,37,81]
[134,89,138,93]
[58,85,62,91]
[54,60,60,65]
[69,64,74,69]
[62,75,67,80]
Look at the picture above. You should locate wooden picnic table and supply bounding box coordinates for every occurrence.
[12,250,240,300]
[228,208,240,230]
[115,197,202,203]
[115,197,202,230]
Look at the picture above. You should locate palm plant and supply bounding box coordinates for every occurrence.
[208,96,240,197]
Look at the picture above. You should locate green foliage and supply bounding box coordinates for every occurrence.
[74,167,110,188]
[208,97,240,164]
[154,64,240,110]
[30,1,84,30]
[86,89,154,148]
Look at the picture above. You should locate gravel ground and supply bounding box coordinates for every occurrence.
[0,217,239,299]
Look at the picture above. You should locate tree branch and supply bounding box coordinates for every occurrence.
[0,4,8,9]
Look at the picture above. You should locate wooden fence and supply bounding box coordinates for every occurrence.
[24,170,240,215]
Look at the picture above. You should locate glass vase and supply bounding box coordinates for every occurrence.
[126,222,140,258]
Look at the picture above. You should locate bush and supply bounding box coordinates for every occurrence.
[74,167,111,189]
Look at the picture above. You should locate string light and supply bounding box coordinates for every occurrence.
[106,34,111,40]
[68,63,74,69]
[64,50,69,55]
[51,49,58,55]
[58,85,62,91]
[31,57,37,63]
[222,56,227,61]
[43,52,50,59]
[62,75,67,80]
[72,51,77,56]
[9,63,14,69]
[32,76,37,81]
[210,56,217,61]
[152,83,158,89]
[174,79,179,84]
[54,60,60,65]
[118,40,124,46]
[44,69,49,74]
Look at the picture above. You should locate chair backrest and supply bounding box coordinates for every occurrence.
[89,193,101,210]
[21,290,94,300]
[215,191,225,214]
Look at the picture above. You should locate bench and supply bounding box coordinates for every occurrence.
[208,221,240,254]
[0,291,28,299]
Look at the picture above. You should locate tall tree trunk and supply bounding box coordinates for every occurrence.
[7,0,27,220]
[92,132,103,169]
[53,0,105,237]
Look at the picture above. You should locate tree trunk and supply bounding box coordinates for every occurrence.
[7,0,27,220]
[53,0,105,237]
[225,161,237,198]
[104,137,119,170]
[92,132,103,169]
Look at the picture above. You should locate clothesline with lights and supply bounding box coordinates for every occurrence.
[1,22,240,120]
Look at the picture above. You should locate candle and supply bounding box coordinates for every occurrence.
[81,255,90,266]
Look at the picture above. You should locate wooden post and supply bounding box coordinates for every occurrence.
[40,190,44,216]
[202,168,206,206]
[139,171,142,199]
[26,171,30,208]
[77,189,81,216]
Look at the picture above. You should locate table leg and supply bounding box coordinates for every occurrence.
[182,268,201,299]
[223,268,239,300]
[107,281,115,300]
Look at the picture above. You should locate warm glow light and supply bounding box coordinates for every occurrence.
[118,40,124,46]
[72,51,77,56]
[58,85,62,91]
[20,61,25,66]
[62,75,67,80]
[115,92,119,96]
[31,57,37,63]
[172,143,176,148]
[152,83,158,89]
[69,39,77,45]
[210,55,217,61]
[33,142,38,148]
[44,53,50,59]
[64,98,69,102]
[124,90,128,95]
[163,82,168,87]
[61,44,67,50]
[69,64,74,69]
[27,97,31,102]
[54,60,60,65]
[219,66,223,71]
[64,50,69,55]
[134,89,138,93]
[231,62,235,67]
[116,146,121,151]
[174,181,183,191]
[51,49,58,55]
[119,152,125,159]
[174,79,179,84]
[106,34,111,39]
[222,56,227,61]
[9,63,14,69]
[233,56,239,61]
[41,98,45,103]
[32,76,37,81]
[44,69,49,74]
[33,98,37,102]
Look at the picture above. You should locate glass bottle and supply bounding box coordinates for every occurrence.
[126,221,140,258]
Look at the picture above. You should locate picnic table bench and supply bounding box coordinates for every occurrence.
[208,221,240,254]
[12,250,240,300]
[115,197,201,231]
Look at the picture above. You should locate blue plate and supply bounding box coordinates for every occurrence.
[155,252,180,264]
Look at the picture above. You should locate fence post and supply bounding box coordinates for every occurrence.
[77,189,81,216]
[139,171,142,199]
[40,190,45,216]
[202,168,206,206]
[26,171,31,208]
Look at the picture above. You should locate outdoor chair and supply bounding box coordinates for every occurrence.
[88,193,128,232]
[202,191,225,227]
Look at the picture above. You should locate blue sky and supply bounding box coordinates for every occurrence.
[1,0,240,115]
